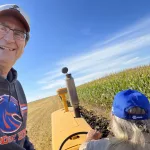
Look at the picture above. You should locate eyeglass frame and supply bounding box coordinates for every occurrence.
[0,23,27,41]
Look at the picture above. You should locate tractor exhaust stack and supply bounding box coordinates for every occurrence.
[62,67,81,118]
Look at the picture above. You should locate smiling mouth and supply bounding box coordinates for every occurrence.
[0,46,15,51]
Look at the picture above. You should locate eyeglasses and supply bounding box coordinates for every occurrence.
[0,23,27,41]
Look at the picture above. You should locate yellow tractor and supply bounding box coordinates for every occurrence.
[51,67,92,150]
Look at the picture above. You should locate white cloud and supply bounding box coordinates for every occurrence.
[94,16,150,47]
[41,79,65,90]
[36,16,150,93]
[123,57,139,65]
[37,71,62,84]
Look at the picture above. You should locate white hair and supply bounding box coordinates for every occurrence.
[108,107,150,150]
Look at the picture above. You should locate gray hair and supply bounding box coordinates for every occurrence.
[108,107,150,150]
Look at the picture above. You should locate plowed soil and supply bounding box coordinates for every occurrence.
[80,106,111,138]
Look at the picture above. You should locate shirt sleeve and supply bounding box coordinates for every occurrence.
[79,142,89,150]
[79,138,110,150]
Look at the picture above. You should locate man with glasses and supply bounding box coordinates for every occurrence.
[0,4,35,150]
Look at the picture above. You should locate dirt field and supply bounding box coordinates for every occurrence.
[27,96,63,150]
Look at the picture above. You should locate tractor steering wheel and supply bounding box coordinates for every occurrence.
[59,131,88,150]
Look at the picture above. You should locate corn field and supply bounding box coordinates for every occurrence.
[77,65,150,111]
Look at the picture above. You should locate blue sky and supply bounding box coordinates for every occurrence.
[1,0,150,102]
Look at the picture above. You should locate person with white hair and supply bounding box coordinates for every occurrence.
[79,89,150,150]
[0,4,35,150]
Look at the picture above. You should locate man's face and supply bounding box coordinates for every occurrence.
[0,15,26,69]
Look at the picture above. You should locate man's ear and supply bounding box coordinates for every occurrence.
[25,33,30,46]
[25,40,28,46]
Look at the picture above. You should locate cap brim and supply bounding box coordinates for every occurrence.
[0,9,30,32]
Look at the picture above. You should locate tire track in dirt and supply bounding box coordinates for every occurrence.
[27,96,63,150]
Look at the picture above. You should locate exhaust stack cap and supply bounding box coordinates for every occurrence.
[62,67,68,74]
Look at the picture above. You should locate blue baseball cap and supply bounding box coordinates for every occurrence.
[112,89,150,120]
